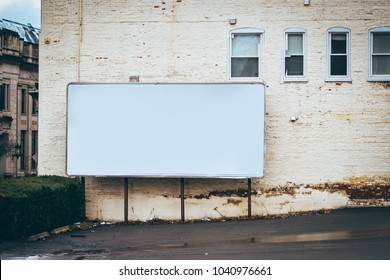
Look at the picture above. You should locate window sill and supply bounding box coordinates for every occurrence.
[325,78,352,82]
[0,111,13,118]
[229,77,263,83]
[367,76,390,82]
[283,77,308,83]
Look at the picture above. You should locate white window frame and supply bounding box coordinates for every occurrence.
[228,28,264,81]
[283,28,307,82]
[326,27,351,82]
[368,27,390,81]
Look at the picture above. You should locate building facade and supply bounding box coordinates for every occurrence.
[40,0,390,221]
[0,19,39,177]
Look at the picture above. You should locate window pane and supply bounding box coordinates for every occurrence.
[31,131,38,169]
[231,58,259,77]
[285,56,303,76]
[21,89,26,114]
[0,85,9,111]
[287,34,303,55]
[232,34,260,57]
[20,131,26,170]
[330,55,347,75]
[372,55,390,75]
[0,85,4,111]
[331,34,347,54]
[373,33,390,53]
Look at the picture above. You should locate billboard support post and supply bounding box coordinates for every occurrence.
[181,178,185,222]
[124,178,129,223]
[248,178,252,219]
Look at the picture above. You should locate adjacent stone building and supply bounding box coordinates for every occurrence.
[0,19,39,177]
[40,0,390,222]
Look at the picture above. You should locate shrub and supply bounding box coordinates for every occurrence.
[0,176,84,240]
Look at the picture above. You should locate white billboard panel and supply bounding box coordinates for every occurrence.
[66,83,265,178]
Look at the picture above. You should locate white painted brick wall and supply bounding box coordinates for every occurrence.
[40,0,390,220]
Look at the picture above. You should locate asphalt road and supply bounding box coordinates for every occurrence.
[1,207,390,260]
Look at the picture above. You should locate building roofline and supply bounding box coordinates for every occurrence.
[0,18,40,45]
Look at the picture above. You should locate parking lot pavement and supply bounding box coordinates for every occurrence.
[1,207,390,260]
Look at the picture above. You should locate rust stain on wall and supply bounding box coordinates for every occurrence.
[335,113,352,123]
[225,199,243,206]
[264,187,296,197]
[311,176,390,206]
[376,82,390,89]
[191,188,257,199]
[182,176,390,207]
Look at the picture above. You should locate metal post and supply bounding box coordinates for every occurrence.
[181,178,185,222]
[81,176,86,219]
[124,178,129,223]
[248,178,252,219]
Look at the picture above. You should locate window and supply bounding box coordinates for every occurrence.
[327,27,351,81]
[31,131,38,170]
[0,84,9,111]
[229,28,263,80]
[21,88,27,115]
[369,27,390,81]
[284,28,307,81]
[20,130,26,170]
[32,97,38,115]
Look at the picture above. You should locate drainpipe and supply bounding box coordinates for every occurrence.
[78,0,84,219]
[77,0,83,82]
[15,86,19,176]
[27,87,30,174]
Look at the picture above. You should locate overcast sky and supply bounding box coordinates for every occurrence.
[0,0,41,28]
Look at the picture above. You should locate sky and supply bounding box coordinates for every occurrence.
[0,0,41,28]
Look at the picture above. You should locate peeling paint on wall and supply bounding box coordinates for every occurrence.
[84,175,389,222]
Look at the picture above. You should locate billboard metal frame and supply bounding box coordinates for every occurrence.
[66,82,266,179]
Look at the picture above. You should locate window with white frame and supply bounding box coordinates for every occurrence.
[369,27,390,81]
[327,27,351,81]
[284,28,307,81]
[229,28,263,80]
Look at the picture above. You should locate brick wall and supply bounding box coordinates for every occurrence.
[40,0,390,221]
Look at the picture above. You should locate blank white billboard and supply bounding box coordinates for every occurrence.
[66,83,265,178]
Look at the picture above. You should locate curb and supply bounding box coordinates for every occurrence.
[27,222,95,242]
[27,231,50,242]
